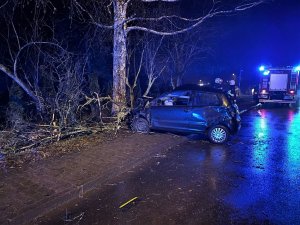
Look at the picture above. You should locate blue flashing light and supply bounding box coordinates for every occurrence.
[259,65,265,72]
[263,70,270,76]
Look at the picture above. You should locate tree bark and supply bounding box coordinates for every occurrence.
[112,0,127,113]
[129,87,135,109]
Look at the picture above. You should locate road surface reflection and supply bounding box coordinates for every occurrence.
[37,107,300,225]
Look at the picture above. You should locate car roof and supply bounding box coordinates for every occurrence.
[174,84,224,94]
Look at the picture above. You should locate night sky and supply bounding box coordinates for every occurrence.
[221,0,300,68]
[186,0,300,87]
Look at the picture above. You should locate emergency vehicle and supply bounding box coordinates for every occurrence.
[255,66,300,105]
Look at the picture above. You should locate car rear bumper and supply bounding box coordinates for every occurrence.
[259,99,296,103]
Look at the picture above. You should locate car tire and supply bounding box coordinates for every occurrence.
[132,117,150,133]
[208,125,229,144]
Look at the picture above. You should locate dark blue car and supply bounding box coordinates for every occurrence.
[131,84,241,144]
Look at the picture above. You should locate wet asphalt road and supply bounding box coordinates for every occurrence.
[36,105,300,225]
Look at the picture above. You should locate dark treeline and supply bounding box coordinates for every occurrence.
[0,0,264,151]
[0,0,211,127]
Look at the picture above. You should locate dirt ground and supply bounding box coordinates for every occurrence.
[1,129,131,170]
[0,95,255,170]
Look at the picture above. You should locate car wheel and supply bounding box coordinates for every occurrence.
[208,125,229,144]
[132,117,150,133]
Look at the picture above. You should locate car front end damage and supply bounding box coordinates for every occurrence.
[131,85,242,144]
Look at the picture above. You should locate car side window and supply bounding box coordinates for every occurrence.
[172,96,190,106]
[193,92,221,106]
[153,90,191,106]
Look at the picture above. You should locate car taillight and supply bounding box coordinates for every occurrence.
[289,90,295,95]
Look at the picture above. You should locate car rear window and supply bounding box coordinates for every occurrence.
[193,92,221,106]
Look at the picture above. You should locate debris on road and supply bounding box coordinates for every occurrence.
[119,197,139,209]
[63,210,85,223]
[239,103,262,115]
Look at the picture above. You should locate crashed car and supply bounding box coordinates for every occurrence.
[131,84,241,144]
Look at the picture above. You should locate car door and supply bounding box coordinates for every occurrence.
[150,91,192,132]
[189,91,222,132]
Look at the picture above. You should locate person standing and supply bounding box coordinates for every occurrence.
[229,79,236,100]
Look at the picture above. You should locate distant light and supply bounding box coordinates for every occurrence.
[289,90,295,95]
[215,78,223,84]
[261,89,267,94]
[259,66,265,71]
[198,80,204,86]
[295,66,300,72]
[263,70,270,76]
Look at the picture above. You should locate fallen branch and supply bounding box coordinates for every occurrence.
[17,129,93,152]
[239,103,262,115]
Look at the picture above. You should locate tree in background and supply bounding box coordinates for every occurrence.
[72,0,265,113]
[163,31,211,88]
[143,36,167,97]
[0,1,88,129]
[0,0,265,115]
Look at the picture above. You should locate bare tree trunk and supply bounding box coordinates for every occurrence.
[143,83,152,97]
[129,88,135,109]
[112,0,127,113]
[176,74,183,87]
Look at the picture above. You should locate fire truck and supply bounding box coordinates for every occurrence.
[255,66,300,105]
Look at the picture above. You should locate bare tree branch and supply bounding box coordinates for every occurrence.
[127,1,264,35]
[143,36,166,96]
[13,41,68,78]
[126,46,145,108]
[73,0,114,29]
[127,14,203,24]
[0,64,41,108]
[0,1,8,9]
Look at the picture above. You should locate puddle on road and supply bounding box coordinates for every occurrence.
[225,108,300,224]
[34,107,300,225]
